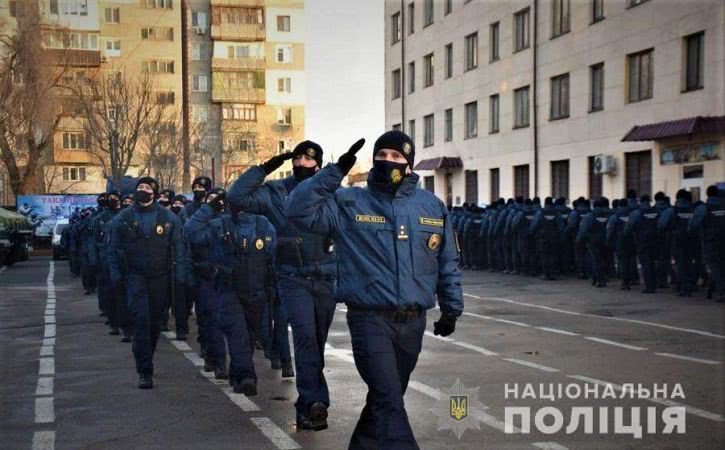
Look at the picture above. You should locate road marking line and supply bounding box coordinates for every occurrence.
[249,417,301,450]
[36,377,54,396]
[493,318,531,327]
[183,352,205,367]
[423,330,454,342]
[654,352,722,365]
[34,397,54,423]
[462,311,495,320]
[463,293,725,339]
[221,386,261,412]
[161,331,177,339]
[39,357,55,376]
[32,431,54,450]
[0,266,6,275]
[533,442,569,450]
[39,346,54,357]
[451,341,498,356]
[42,338,56,346]
[568,375,725,422]
[584,337,647,351]
[45,316,56,324]
[169,340,192,351]
[535,326,579,336]
[503,358,560,373]
[44,324,56,339]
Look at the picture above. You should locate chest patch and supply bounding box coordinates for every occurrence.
[428,233,442,250]
[356,214,386,224]
[156,224,164,235]
[419,217,444,227]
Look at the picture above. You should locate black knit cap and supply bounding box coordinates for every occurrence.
[172,194,188,205]
[159,188,175,200]
[136,176,159,195]
[192,176,212,192]
[292,140,323,167]
[106,189,121,199]
[373,130,415,168]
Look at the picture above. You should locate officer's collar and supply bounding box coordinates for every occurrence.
[282,175,298,194]
[366,172,420,199]
[134,202,157,213]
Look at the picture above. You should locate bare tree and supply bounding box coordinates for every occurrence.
[142,109,183,190]
[0,5,67,195]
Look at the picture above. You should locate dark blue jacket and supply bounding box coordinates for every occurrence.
[285,164,463,317]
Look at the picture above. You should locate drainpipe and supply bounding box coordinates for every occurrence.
[400,0,406,132]
[532,0,539,197]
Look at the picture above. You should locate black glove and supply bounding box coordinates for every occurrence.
[433,313,457,337]
[260,152,294,175]
[336,138,366,175]
[208,196,226,214]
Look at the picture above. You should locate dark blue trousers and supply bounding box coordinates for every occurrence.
[216,288,263,382]
[126,274,168,375]
[278,274,336,415]
[346,309,425,450]
[260,289,291,363]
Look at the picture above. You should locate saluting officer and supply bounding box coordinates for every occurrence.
[286,131,463,450]
[108,177,186,389]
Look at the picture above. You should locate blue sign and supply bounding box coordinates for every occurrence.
[16,195,97,237]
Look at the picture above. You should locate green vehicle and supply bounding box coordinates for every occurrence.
[0,207,33,266]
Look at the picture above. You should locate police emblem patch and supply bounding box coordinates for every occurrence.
[450,395,468,421]
[403,142,412,155]
[391,169,402,184]
[307,148,316,157]
[428,233,441,250]
[433,378,484,439]
[156,224,164,235]
[255,238,264,250]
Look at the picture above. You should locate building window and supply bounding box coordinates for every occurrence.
[489,168,500,203]
[627,48,653,102]
[408,61,415,93]
[392,12,401,44]
[591,0,604,23]
[444,108,453,142]
[684,31,704,91]
[424,0,434,26]
[514,86,530,128]
[465,170,478,205]
[191,43,202,60]
[277,77,292,93]
[277,15,290,32]
[63,167,87,181]
[424,53,434,87]
[424,114,434,147]
[445,0,452,15]
[489,94,499,133]
[192,74,208,92]
[490,22,500,62]
[550,73,570,120]
[408,119,416,143]
[277,108,292,125]
[60,0,89,16]
[192,12,207,31]
[514,8,530,52]
[588,156,603,199]
[49,0,59,14]
[551,160,570,199]
[514,164,529,199]
[590,62,604,112]
[104,40,121,57]
[408,2,414,34]
[276,45,292,63]
[424,176,435,193]
[156,91,175,104]
[464,101,477,139]
[192,106,209,123]
[141,27,174,41]
[62,132,86,150]
[392,69,401,99]
[445,43,453,79]
[144,0,173,9]
[104,7,120,23]
[465,32,478,71]
[222,104,256,121]
[625,150,652,197]
[551,0,570,38]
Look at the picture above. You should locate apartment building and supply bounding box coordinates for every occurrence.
[385,0,724,206]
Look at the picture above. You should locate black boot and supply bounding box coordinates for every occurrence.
[271,358,282,370]
[281,359,294,378]
[138,373,153,389]
[215,368,229,380]
[297,402,328,431]
[109,327,120,336]
[237,378,257,396]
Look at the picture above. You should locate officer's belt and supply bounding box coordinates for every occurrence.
[347,305,424,322]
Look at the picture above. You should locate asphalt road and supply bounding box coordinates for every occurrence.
[1,257,724,450]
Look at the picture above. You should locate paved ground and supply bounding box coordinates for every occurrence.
[1,257,724,449]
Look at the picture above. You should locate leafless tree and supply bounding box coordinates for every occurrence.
[142,108,183,190]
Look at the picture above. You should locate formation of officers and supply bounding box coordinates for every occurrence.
[451,186,725,300]
[63,130,462,450]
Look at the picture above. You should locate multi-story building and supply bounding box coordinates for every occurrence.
[186,0,305,187]
[385,0,724,206]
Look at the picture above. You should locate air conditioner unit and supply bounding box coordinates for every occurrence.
[593,155,616,175]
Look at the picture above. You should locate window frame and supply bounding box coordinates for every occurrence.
[513,86,530,128]
[465,32,478,71]
[627,48,653,103]
[424,53,435,87]
[549,73,570,120]
[589,62,604,112]
[423,114,434,147]
[464,101,478,139]
[683,31,704,92]
[489,94,500,134]
[489,22,500,62]
[444,108,453,142]
[514,8,531,53]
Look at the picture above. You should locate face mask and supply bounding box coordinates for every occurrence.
[171,205,182,214]
[158,198,170,207]
[135,190,153,204]
[193,190,206,202]
[121,202,132,209]
[370,160,408,188]
[293,165,317,181]
[106,198,119,210]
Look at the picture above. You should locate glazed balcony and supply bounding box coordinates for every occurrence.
[211,56,265,71]
[210,22,265,42]
[46,48,101,67]
[211,0,265,6]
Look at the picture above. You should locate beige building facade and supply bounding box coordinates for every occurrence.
[385,0,724,206]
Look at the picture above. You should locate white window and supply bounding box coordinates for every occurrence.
[277,108,292,125]
[192,74,208,92]
[227,45,250,59]
[191,43,201,61]
[104,7,120,23]
[62,167,87,181]
[192,106,208,123]
[277,77,291,93]
[145,0,173,9]
[62,132,87,150]
[277,15,290,32]
[276,45,292,63]
[104,40,121,57]
[192,11,207,31]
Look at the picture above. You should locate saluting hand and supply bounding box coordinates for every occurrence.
[336,138,366,175]
[261,152,295,175]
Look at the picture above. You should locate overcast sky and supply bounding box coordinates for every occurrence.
[305,0,384,168]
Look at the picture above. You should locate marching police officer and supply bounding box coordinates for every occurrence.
[158,189,175,209]
[690,186,725,302]
[659,189,695,296]
[108,177,186,389]
[577,197,613,287]
[228,141,338,430]
[625,195,662,293]
[530,197,565,280]
[286,131,463,449]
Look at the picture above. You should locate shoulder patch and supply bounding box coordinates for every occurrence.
[419,217,444,227]
[356,214,386,224]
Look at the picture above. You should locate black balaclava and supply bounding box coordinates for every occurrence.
[369,130,415,191]
[97,193,108,209]
[206,187,227,214]
[158,189,175,208]
[121,193,134,209]
[192,176,212,202]
[170,194,187,215]
[291,140,324,181]
[106,190,121,210]
[135,176,159,205]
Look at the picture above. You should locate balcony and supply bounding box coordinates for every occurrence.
[211,0,265,6]
[211,23,265,42]
[46,49,101,67]
[212,56,265,71]
[212,86,265,104]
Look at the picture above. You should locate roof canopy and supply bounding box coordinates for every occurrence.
[414,156,463,171]
[621,116,725,142]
